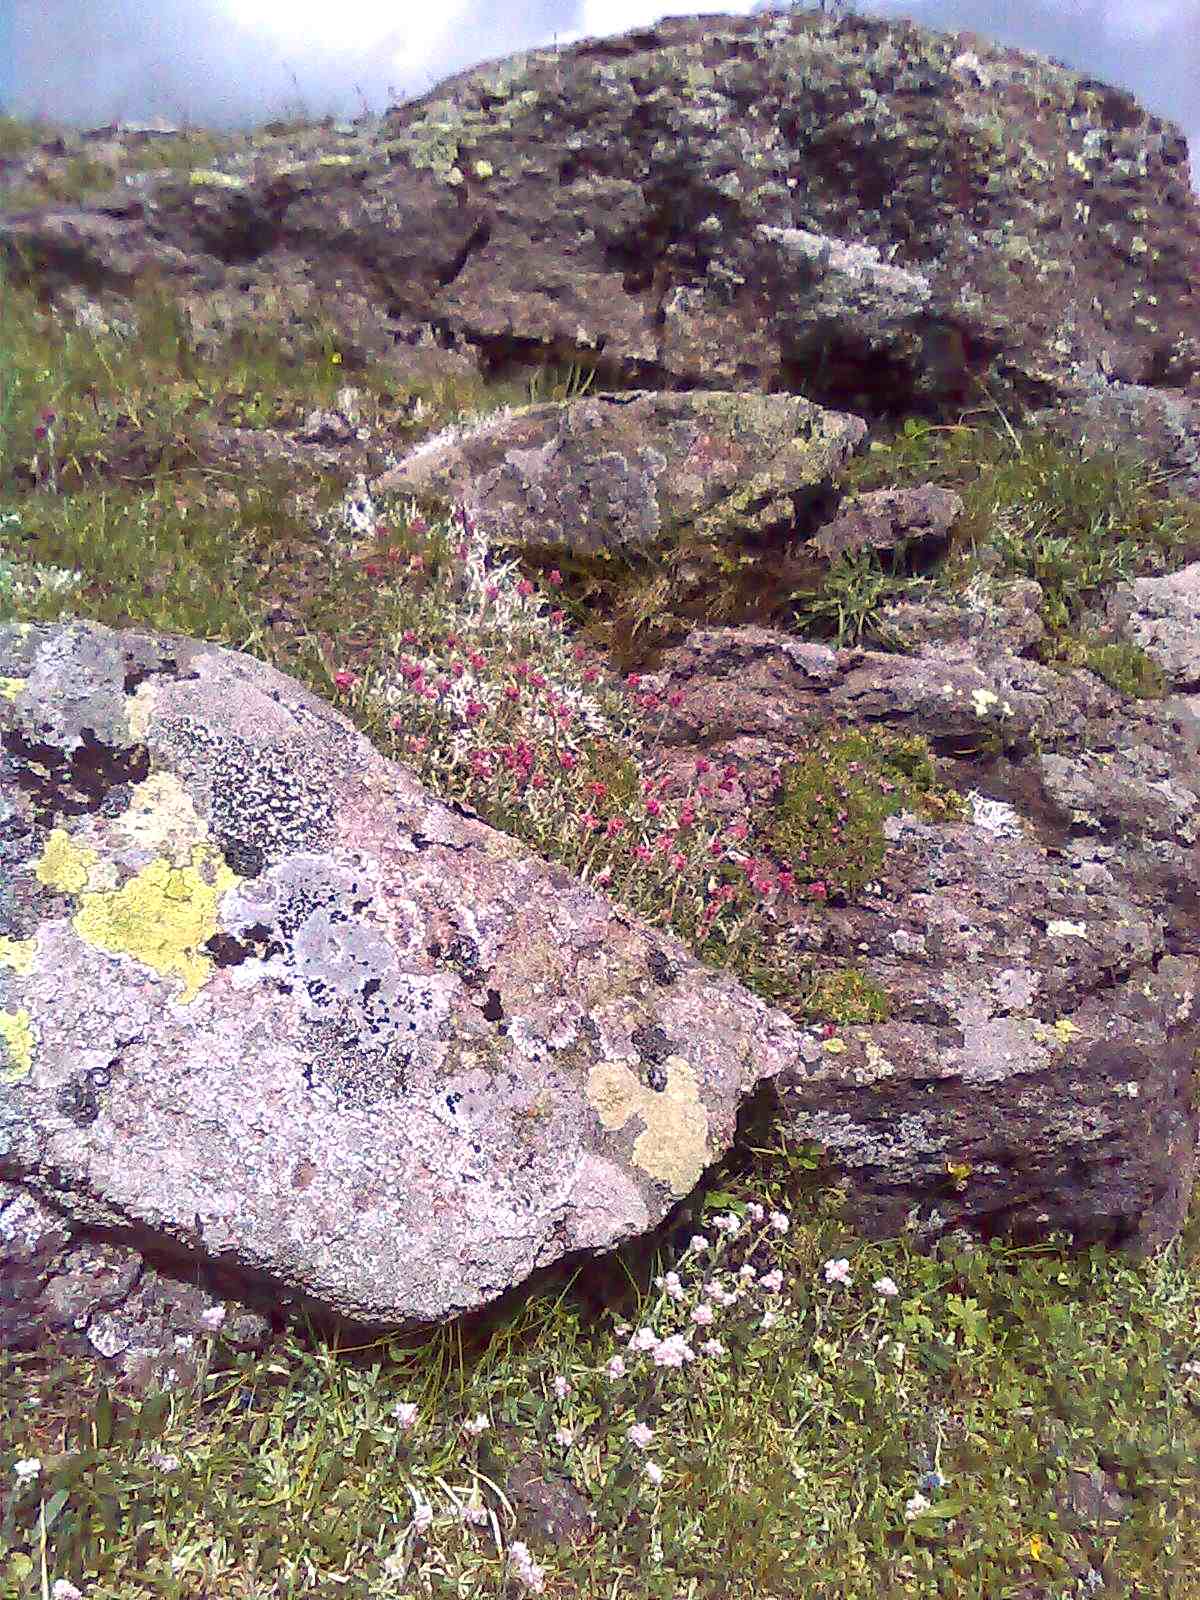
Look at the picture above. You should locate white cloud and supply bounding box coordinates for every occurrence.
[231,0,465,60]
[579,0,758,34]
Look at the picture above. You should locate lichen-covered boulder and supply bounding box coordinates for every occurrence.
[635,620,1200,1249]
[376,390,866,558]
[1108,561,1200,690]
[4,11,1197,423]
[0,621,801,1329]
[808,484,963,562]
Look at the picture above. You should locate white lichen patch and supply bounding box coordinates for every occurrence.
[126,680,158,739]
[587,1054,709,1195]
[114,771,208,860]
[969,791,1022,836]
[971,687,1013,718]
[1047,919,1087,938]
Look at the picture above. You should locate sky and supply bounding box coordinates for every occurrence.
[4,1,1197,190]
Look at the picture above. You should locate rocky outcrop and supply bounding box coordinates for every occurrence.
[377,389,866,558]
[0,620,801,1333]
[3,11,1198,428]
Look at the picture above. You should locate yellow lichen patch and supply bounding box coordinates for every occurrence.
[114,771,207,860]
[35,828,100,894]
[0,936,37,975]
[0,677,25,702]
[126,680,158,739]
[72,844,239,1003]
[0,1009,35,1083]
[587,1054,709,1196]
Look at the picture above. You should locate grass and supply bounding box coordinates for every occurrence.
[3,1159,1199,1599]
[2,229,1200,1596]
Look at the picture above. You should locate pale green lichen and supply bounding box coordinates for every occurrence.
[0,677,24,701]
[188,169,245,189]
[0,936,37,975]
[34,828,100,894]
[126,680,158,739]
[0,1008,34,1082]
[587,1054,709,1195]
[114,771,208,860]
[71,845,240,1003]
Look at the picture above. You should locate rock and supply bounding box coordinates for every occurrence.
[809,484,963,562]
[376,390,866,558]
[0,620,800,1333]
[1108,562,1200,689]
[4,11,1198,422]
[873,576,1046,661]
[1032,378,1200,499]
[638,622,1200,1249]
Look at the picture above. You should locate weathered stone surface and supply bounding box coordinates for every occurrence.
[4,11,1197,422]
[809,484,963,561]
[0,620,800,1331]
[635,621,1200,1248]
[1032,378,1200,499]
[376,390,866,557]
[1108,562,1200,689]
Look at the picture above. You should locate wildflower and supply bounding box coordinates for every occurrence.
[199,1303,226,1330]
[390,1401,419,1431]
[904,1491,932,1521]
[555,1427,575,1447]
[700,1338,726,1359]
[332,670,358,690]
[873,1276,900,1298]
[660,1271,684,1301]
[627,1422,654,1449]
[51,1583,83,1600]
[606,816,626,838]
[463,1413,490,1436]
[516,578,534,598]
[746,1202,765,1223]
[150,1451,180,1471]
[688,1234,710,1254]
[605,1355,627,1380]
[738,1263,757,1283]
[759,1269,784,1294]
[552,1376,572,1400]
[507,1541,546,1593]
[919,1470,948,1493]
[558,750,577,771]
[668,690,684,708]
[459,1502,490,1527]
[644,1461,664,1487]
[12,1458,41,1483]
[1182,1359,1200,1377]
[691,1303,714,1327]
[628,1326,660,1354]
[705,1280,738,1308]
[823,1257,853,1287]
[411,1499,434,1533]
[760,1310,779,1332]
[711,1213,741,1238]
[547,569,563,586]
[652,1334,695,1369]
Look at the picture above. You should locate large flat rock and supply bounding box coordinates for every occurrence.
[0,621,800,1327]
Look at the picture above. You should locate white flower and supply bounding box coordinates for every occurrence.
[738,1263,757,1282]
[463,1413,490,1436]
[704,1279,738,1308]
[760,1310,779,1332]
[746,1202,765,1222]
[769,1211,790,1234]
[644,1461,664,1486]
[507,1541,546,1593]
[691,1303,714,1326]
[51,1583,83,1600]
[652,1334,695,1369]
[873,1276,900,1298]
[759,1269,784,1293]
[459,1502,490,1527]
[1181,1359,1200,1377]
[711,1213,742,1238]
[12,1458,41,1483]
[823,1257,853,1287]
[552,1376,572,1399]
[904,1491,932,1521]
[411,1499,434,1533]
[554,1427,575,1447]
[199,1304,227,1331]
[700,1338,726,1358]
[627,1422,654,1449]
[605,1355,627,1379]
[390,1401,419,1431]
[688,1234,710,1253]
[150,1452,180,1472]
[890,1340,907,1364]
[628,1326,660,1353]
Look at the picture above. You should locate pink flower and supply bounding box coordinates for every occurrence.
[628,1327,660,1354]
[651,1334,695,1369]
[769,1211,790,1234]
[699,1338,726,1359]
[668,690,684,709]
[627,1422,654,1449]
[391,1401,419,1431]
[558,751,577,771]
[873,1277,900,1298]
[465,699,484,721]
[691,1303,715,1326]
[333,670,358,690]
[605,816,625,838]
[823,1258,853,1287]
[605,1355,626,1379]
[552,1376,572,1399]
[517,578,535,598]
[547,569,563,586]
[644,1461,664,1487]
[463,1413,490,1436]
[809,881,829,900]
[759,1269,784,1294]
